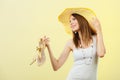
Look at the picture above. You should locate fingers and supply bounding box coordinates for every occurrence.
[42,36,49,42]
[92,17,100,24]
[40,36,49,41]
[44,37,50,44]
[39,36,50,47]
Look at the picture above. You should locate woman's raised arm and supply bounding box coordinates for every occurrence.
[90,18,106,58]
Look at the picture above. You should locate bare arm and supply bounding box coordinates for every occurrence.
[96,32,106,58]
[45,38,72,71]
[91,18,106,58]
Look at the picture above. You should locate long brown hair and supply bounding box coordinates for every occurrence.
[72,13,96,48]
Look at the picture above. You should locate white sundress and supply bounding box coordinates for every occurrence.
[66,36,98,80]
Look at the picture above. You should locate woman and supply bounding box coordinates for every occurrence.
[41,8,106,80]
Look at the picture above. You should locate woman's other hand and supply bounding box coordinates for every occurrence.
[90,17,102,34]
[42,36,50,47]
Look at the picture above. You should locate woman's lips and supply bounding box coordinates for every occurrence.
[71,25,76,29]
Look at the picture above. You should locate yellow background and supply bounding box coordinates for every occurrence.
[0,0,120,80]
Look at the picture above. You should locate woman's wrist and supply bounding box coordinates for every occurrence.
[96,30,102,35]
[46,44,50,48]
[96,31,103,40]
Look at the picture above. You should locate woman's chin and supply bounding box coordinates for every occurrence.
[72,29,78,32]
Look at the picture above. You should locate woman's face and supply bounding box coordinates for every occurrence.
[69,15,79,32]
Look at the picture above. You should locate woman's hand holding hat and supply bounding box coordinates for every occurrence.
[90,17,102,34]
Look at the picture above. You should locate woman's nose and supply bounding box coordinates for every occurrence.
[70,20,74,25]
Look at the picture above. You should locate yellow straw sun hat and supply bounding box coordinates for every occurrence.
[58,8,97,35]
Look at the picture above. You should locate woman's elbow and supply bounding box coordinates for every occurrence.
[53,65,60,71]
[98,54,104,58]
[97,50,106,58]
[53,67,59,71]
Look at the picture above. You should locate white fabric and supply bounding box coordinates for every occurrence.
[66,36,98,80]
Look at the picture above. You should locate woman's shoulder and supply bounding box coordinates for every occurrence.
[66,39,74,44]
[66,39,75,50]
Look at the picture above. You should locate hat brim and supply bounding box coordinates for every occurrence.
[58,8,97,35]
